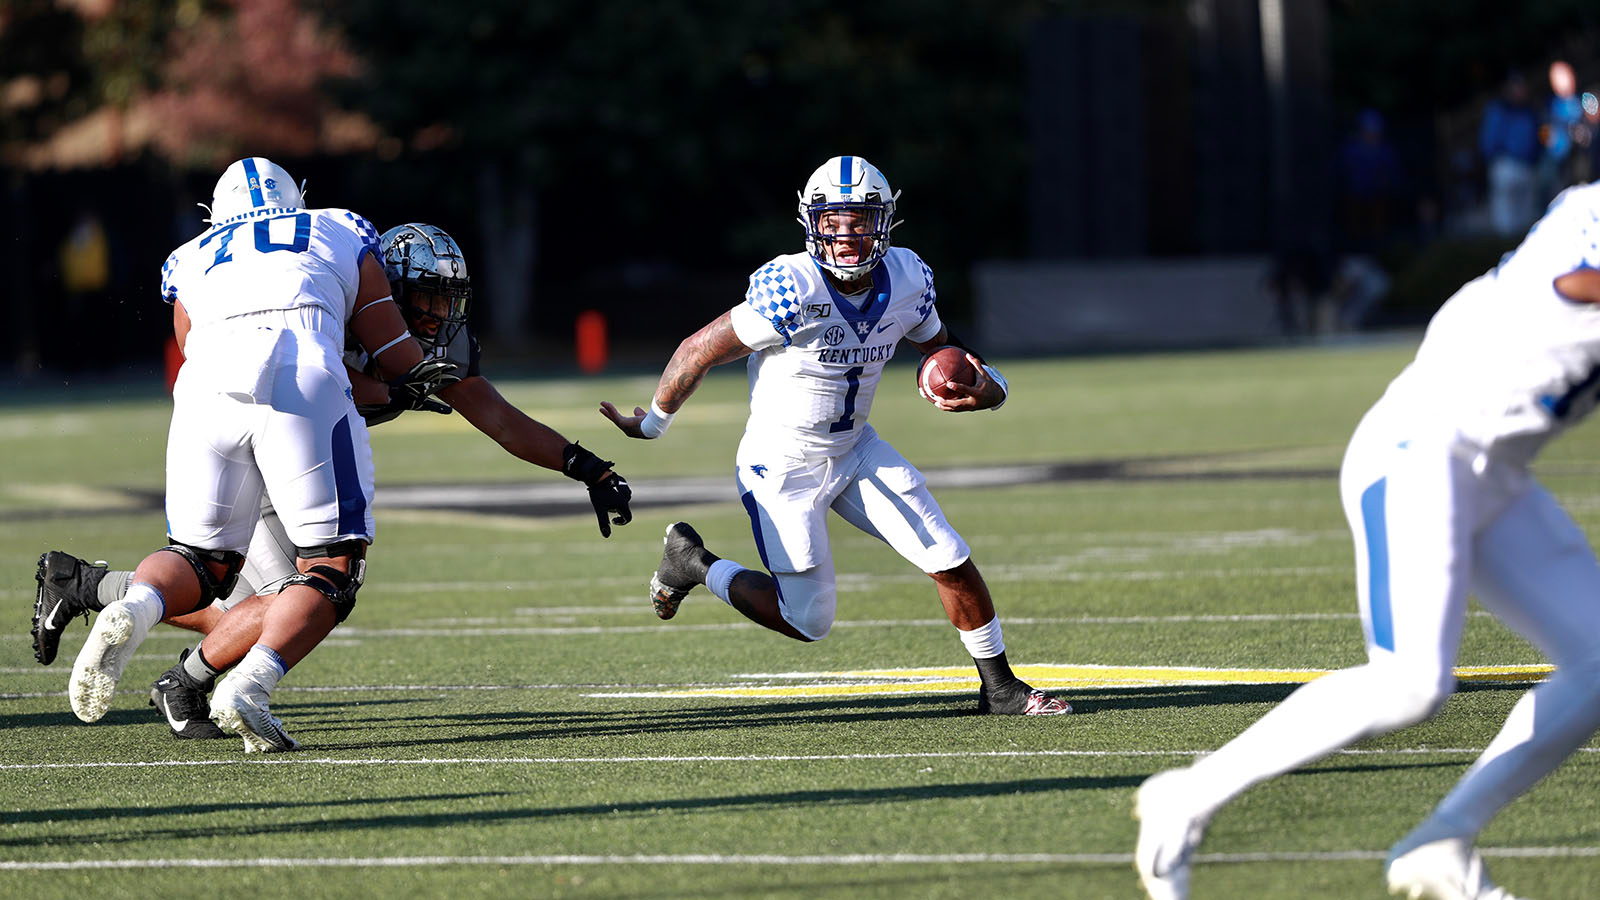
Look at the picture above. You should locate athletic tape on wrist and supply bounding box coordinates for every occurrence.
[640,399,676,439]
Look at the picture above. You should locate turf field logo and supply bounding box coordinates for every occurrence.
[591,663,1553,700]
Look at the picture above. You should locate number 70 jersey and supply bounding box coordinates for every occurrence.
[160,206,381,335]
[728,247,944,457]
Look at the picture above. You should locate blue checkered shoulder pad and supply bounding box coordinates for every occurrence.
[339,210,382,259]
[160,250,180,304]
[745,261,803,347]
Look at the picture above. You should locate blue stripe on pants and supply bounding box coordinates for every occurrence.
[1360,477,1394,651]
[330,415,366,536]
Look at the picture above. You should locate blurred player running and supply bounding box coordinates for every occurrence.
[1135,182,1600,900]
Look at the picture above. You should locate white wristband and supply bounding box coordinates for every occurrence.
[982,364,1009,410]
[639,399,676,439]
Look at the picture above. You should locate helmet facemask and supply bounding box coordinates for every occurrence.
[379,223,472,352]
[802,198,897,281]
[796,156,902,282]
[395,274,471,352]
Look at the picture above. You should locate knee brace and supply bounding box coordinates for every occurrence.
[282,561,366,624]
[159,541,246,605]
[773,569,837,641]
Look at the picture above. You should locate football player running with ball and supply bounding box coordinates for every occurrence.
[601,155,1068,716]
[35,215,632,748]
[1135,182,1600,900]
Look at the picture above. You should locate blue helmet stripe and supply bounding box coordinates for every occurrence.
[840,156,853,195]
[243,158,265,208]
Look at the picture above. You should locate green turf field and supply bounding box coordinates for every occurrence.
[4,342,1600,899]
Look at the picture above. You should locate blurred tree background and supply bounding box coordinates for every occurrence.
[2,0,1598,378]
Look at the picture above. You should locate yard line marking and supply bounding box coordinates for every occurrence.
[2,847,1598,870]
[0,661,1545,702]
[592,662,1554,699]
[6,746,1598,772]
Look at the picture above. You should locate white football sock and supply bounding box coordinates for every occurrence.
[236,644,288,692]
[119,582,167,631]
[958,615,1006,659]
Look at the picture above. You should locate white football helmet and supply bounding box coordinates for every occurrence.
[796,155,902,280]
[380,223,472,350]
[204,157,305,223]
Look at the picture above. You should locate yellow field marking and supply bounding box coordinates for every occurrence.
[599,663,1554,699]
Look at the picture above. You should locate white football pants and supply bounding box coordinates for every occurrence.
[734,424,970,639]
[1181,392,1600,835]
[165,329,375,556]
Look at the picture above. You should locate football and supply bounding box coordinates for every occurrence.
[917,346,977,402]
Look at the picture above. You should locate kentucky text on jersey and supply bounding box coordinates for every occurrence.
[816,343,895,365]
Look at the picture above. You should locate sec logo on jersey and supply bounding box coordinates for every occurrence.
[824,325,846,346]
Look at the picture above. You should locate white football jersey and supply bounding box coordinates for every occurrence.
[729,247,943,456]
[161,206,381,401]
[1387,181,1600,467]
[162,206,380,340]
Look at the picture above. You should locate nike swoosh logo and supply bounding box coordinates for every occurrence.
[876,323,895,333]
[158,695,190,732]
[42,604,66,632]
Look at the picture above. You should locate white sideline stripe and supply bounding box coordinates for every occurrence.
[4,747,1599,772]
[3,847,1598,870]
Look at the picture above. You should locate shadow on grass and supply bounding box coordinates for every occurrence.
[285,678,1538,753]
[0,774,1142,848]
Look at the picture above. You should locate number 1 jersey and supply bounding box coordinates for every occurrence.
[729,248,944,457]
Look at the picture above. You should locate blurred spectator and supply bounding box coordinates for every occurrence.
[1265,240,1333,337]
[1328,254,1391,332]
[1480,72,1542,235]
[57,209,112,370]
[1337,108,1404,252]
[1579,88,1600,185]
[1541,60,1584,201]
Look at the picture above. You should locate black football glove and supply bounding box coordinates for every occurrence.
[562,442,633,538]
[388,358,462,407]
[357,358,461,425]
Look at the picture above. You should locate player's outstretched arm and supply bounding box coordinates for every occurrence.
[600,311,753,440]
[908,327,1008,413]
[440,375,568,470]
[442,375,632,537]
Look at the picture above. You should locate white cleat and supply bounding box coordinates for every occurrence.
[1134,769,1210,900]
[67,604,151,723]
[1385,835,1523,900]
[210,672,300,753]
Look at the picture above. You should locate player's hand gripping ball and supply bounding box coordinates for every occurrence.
[917,345,978,403]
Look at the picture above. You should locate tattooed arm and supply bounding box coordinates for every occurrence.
[599,311,753,439]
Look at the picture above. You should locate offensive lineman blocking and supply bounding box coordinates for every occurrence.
[602,155,1069,716]
[36,221,633,742]
[65,158,449,751]
[1135,182,1600,900]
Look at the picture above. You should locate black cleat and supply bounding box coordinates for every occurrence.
[150,649,228,739]
[32,551,108,666]
[649,522,714,620]
[977,678,1073,716]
